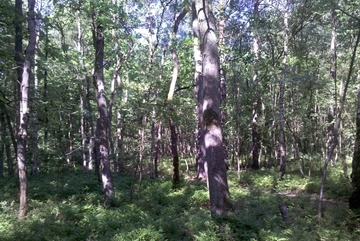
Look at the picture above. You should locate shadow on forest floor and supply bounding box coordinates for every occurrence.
[0,167,359,241]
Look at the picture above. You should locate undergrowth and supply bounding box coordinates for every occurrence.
[0,161,359,240]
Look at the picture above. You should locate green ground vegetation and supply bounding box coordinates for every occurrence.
[0,160,359,241]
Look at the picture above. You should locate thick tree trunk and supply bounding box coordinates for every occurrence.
[92,23,114,205]
[195,0,232,217]
[350,84,360,210]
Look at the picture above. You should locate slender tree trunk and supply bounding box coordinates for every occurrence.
[319,21,360,218]
[169,107,180,189]
[85,76,95,170]
[0,103,13,176]
[0,106,4,177]
[138,124,146,191]
[192,0,206,180]
[279,0,289,178]
[154,122,161,178]
[116,109,123,173]
[251,0,260,170]
[195,0,232,217]
[218,0,228,167]
[109,0,122,173]
[66,112,73,167]
[92,22,114,205]
[167,5,187,187]
[31,29,40,175]
[76,8,87,169]
[80,93,87,168]
[42,25,49,164]
[17,0,36,220]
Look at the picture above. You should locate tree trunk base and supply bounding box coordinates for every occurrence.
[349,190,360,210]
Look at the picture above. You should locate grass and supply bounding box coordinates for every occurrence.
[0,160,359,241]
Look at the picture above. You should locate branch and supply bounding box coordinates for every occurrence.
[174,7,189,33]
[337,7,360,22]
[175,84,196,93]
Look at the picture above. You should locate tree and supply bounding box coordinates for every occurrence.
[194,0,232,217]
[91,16,115,205]
[319,9,360,217]
[251,0,260,170]
[192,0,206,180]
[350,84,360,210]
[278,0,289,178]
[16,0,37,220]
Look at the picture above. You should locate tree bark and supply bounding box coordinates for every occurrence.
[195,0,232,217]
[279,0,289,178]
[169,107,180,189]
[31,28,40,175]
[350,84,360,210]
[320,19,360,217]
[0,102,13,176]
[92,22,115,205]
[251,0,260,170]
[192,1,206,180]
[17,0,36,220]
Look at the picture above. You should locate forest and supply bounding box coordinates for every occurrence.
[1,0,360,240]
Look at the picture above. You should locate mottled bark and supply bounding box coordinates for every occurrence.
[92,23,114,205]
[195,0,232,217]
[218,0,228,165]
[31,30,40,175]
[168,51,179,187]
[17,0,36,220]
[85,76,95,170]
[192,1,205,180]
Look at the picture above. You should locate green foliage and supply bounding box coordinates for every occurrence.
[1,164,359,240]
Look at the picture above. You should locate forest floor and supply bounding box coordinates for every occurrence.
[0,160,359,240]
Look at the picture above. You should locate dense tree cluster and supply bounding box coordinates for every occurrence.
[1,0,360,222]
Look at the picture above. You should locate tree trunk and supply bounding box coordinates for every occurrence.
[31,29,40,175]
[16,0,36,220]
[116,109,123,173]
[218,0,228,167]
[92,23,114,205]
[279,0,289,178]
[195,0,232,217]
[169,107,180,189]
[251,0,260,170]
[192,1,206,180]
[320,19,360,217]
[350,84,360,210]
[85,76,95,170]
[0,102,13,176]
